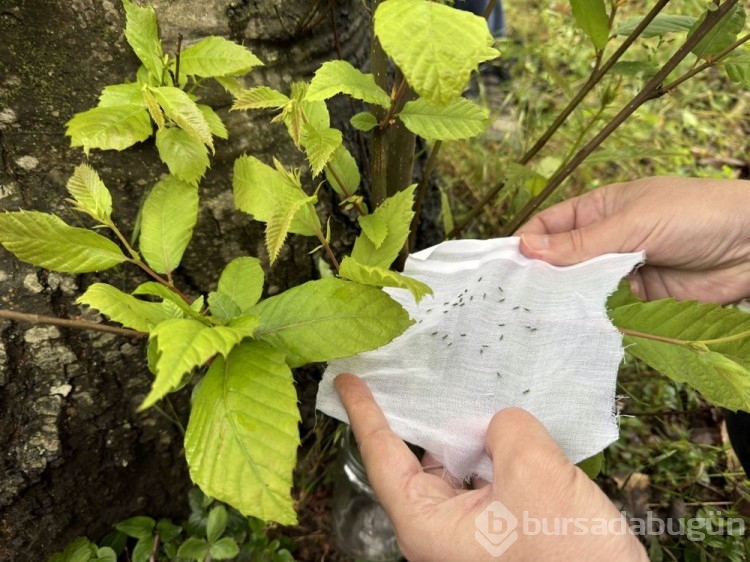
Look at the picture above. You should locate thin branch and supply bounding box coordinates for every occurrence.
[500,0,740,235]
[447,0,672,238]
[0,309,147,339]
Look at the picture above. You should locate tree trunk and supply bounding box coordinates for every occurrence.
[0,1,369,559]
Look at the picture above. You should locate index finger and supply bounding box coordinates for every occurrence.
[334,374,424,514]
[515,190,607,236]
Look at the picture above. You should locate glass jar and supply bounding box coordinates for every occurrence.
[331,427,402,561]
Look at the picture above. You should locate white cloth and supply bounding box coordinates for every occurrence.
[316,238,644,481]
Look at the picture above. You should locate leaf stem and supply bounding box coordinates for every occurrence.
[619,325,750,349]
[0,309,147,338]
[324,161,367,215]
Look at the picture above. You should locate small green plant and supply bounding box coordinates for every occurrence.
[49,488,295,562]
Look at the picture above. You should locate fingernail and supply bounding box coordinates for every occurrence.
[627,276,641,298]
[521,233,549,252]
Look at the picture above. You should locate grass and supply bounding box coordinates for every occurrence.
[436,1,750,559]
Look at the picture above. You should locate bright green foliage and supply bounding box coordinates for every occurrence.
[177,36,263,78]
[99,83,144,106]
[149,87,214,151]
[233,156,321,261]
[116,516,155,539]
[305,60,391,108]
[325,145,361,197]
[374,0,499,106]
[66,163,114,224]
[350,111,379,132]
[231,86,290,111]
[77,283,172,332]
[689,3,746,61]
[615,14,696,38]
[610,298,750,411]
[198,104,228,139]
[284,83,331,149]
[66,105,152,154]
[185,342,300,524]
[398,98,489,141]
[122,0,164,80]
[49,537,116,562]
[0,211,127,273]
[212,257,264,315]
[139,175,199,275]
[250,278,413,368]
[133,282,207,323]
[141,318,251,410]
[155,128,210,185]
[352,185,417,268]
[142,87,165,130]
[569,0,610,51]
[300,124,342,177]
[339,256,432,302]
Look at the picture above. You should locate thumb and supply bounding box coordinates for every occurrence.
[519,220,624,265]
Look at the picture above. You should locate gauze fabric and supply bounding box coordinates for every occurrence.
[316,237,644,481]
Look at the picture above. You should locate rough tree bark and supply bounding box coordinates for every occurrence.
[0,1,370,559]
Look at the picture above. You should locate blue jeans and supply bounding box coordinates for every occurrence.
[455,0,505,37]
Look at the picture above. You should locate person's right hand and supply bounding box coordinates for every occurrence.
[516,176,750,304]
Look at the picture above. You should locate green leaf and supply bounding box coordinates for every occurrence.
[206,505,228,544]
[0,211,127,272]
[155,127,210,185]
[374,0,499,106]
[116,516,155,540]
[339,256,432,303]
[140,318,248,410]
[66,105,152,154]
[142,86,165,130]
[233,155,319,237]
[132,536,155,562]
[215,75,245,97]
[398,97,489,140]
[156,519,182,543]
[207,292,242,322]
[98,83,144,107]
[724,52,750,87]
[184,342,300,524]
[305,60,391,108]
[77,283,171,332]
[615,14,697,38]
[49,537,97,562]
[577,452,603,479]
[232,86,290,111]
[139,175,199,275]
[178,36,263,78]
[281,82,331,147]
[176,537,210,561]
[122,0,164,79]
[300,123,342,177]
[249,278,412,368]
[133,282,206,322]
[690,3,746,61]
[358,212,388,249]
[216,257,264,313]
[350,111,378,132]
[609,298,750,411]
[569,0,610,50]
[66,163,114,224]
[209,537,240,559]
[325,145,361,197]
[93,547,117,562]
[149,86,214,150]
[197,104,228,139]
[266,193,318,263]
[351,185,416,268]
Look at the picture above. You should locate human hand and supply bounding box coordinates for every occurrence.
[334,373,647,562]
[516,177,750,304]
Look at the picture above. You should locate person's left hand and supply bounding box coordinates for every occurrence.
[335,373,647,562]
